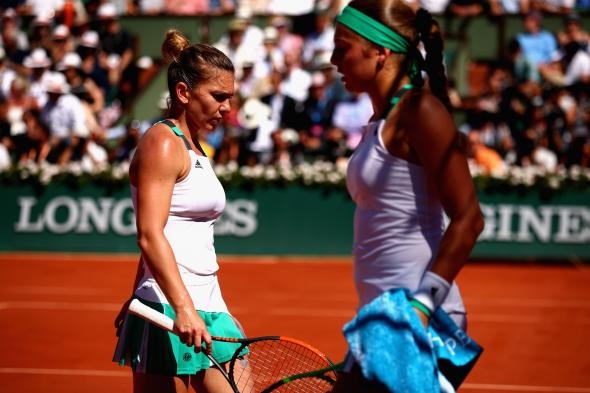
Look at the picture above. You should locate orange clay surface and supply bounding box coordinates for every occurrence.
[0,253,589,393]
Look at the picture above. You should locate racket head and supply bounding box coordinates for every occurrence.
[214,335,337,393]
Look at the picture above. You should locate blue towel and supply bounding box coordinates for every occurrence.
[343,289,483,392]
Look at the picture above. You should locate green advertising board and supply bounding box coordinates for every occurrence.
[0,183,588,261]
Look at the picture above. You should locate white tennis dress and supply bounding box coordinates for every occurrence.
[346,120,466,320]
[131,147,229,313]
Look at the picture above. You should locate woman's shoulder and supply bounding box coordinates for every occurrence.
[139,121,185,153]
[400,88,448,118]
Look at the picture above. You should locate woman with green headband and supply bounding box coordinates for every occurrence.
[330,1,484,392]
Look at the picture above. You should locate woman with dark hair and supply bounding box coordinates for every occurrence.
[113,29,244,393]
[329,1,484,391]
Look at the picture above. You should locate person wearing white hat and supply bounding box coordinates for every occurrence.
[58,52,105,114]
[0,8,29,57]
[40,71,90,165]
[96,2,135,91]
[23,48,52,108]
[49,24,74,67]
[256,26,285,80]
[75,30,111,102]
[0,47,17,100]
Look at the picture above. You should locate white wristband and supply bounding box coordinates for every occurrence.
[412,271,451,313]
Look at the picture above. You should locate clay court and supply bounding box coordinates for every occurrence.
[0,253,589,393]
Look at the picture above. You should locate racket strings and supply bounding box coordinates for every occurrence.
[232,340,336,393]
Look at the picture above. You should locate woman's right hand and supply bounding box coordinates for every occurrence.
[173,306,212,354]
[412,307,430,329]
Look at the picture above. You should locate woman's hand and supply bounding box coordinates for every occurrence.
[412,306,430,328]
[174,306,212,354]
[114,298,133,337]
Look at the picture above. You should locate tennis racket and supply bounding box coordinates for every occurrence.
[127,298,341,393]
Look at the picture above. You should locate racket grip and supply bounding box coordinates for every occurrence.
[128,298,174,332]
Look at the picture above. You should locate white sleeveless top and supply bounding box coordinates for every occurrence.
[132,142,228,312]
[346,120,465,315]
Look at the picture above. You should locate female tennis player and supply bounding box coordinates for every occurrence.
[112,29,244,393]
[329,1,484,391]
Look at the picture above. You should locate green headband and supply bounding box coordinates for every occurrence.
[335,5,410,54]
[335,5,424,89]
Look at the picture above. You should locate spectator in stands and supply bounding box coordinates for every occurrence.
[445,0,489,37]
[109,118,142,163]
[27,14,54,55]
[237,97,276,164]
[76,30,110,99]
[466,129,507,174]
[530,0,575,15]
[267,0,316,16]
[233,4,264,50]
[564,84,590,167]
[236,57,259,99]
[539,41,590,86]
[22,48,52,109]
[515,10,558,69]
[260,67,307,135]
[420,0,452,15]
[488,0,530,15]
[302,7,336,68]
[506,37,542,85]
[40,71,89,165]
[48,24,74,70]
[20,0,65,19]
[0,47,17,100]
[298,71,339,160]
[279,49,312,102]
[539,87,570,164]
[96,3,135,92]
[256,26,285,80]
[132,0,166,15]
[213,18,253,75]
[4,75,38,137]
[270,15,304,59]
[164,0,209,14]
[556,11,589,51]
[12,108,51,164]
[0,8,29,63]
[208,0,236,15]
[58,51,106,128]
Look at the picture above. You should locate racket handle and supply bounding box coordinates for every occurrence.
[128,298,175,332]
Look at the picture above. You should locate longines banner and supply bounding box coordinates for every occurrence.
[1,184,588,260]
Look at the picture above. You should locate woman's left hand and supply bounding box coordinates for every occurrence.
[114,298,133,337]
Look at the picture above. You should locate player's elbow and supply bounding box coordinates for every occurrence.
[467,203,485,243]
[135,230,156,254]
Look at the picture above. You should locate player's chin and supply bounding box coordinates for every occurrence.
[341,78,362,93]
[204,119,220,132]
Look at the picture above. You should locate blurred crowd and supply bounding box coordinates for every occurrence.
[0,0,589,176]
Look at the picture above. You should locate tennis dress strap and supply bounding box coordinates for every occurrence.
[157,119,192,150]
[380,83,413,120]
[390,83,413,108]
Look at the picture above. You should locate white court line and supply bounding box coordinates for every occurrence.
[0,301,121,312]
[0,368,589,392]
[462,383,590,392]
[5,286,108,295]
[0,367,127,377]
[466,298,590,309]
[0,301,568,323]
